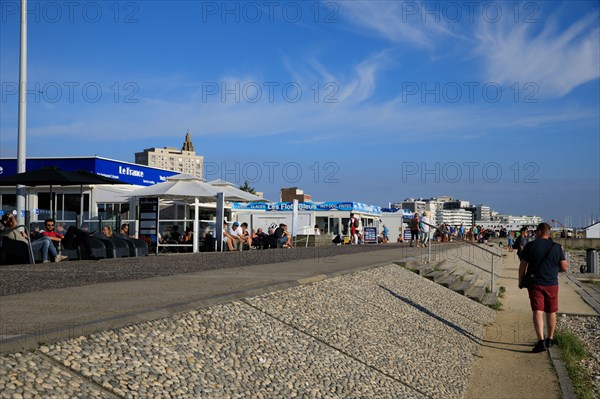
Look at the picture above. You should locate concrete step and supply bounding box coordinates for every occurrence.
[393,260,423,271]
[424,270,448,283]
[437,275,459,288]
[412,264,436,276]
[482,292,498,306]
[466,285,486,302]
[450,278,476,295]
[437,263,458,276]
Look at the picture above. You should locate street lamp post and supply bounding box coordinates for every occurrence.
[16,0,28,225]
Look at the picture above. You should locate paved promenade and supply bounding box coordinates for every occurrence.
[466,250,597,399]
[0,243,594,398]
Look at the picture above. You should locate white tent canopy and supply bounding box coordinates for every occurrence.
[127,174,220,253]
[207,179,266,202]
[127,174,262,253]
[129,174,219,200]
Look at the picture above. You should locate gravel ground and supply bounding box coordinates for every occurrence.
[557,314,600,396]
[0,263,494,398]
[0,351,113,399]
[558,249,600,396]
[0,244,415,297]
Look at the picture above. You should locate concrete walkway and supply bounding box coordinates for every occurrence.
[1,245,430,354]
[466,249,598,399]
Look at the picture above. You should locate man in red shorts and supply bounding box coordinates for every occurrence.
[518,222,568,353]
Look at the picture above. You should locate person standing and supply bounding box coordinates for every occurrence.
[349,213,359,245]
[518,222,568,352]
[516,226,529,257]
[410,213,420,247]
[507,231,515,252]
[420,212,430,247]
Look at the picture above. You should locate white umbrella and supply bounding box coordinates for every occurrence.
[207,179,267,202]
[130,174,219,200]
[128,174,220,253]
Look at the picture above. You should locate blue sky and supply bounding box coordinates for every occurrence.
[1,1,599,226]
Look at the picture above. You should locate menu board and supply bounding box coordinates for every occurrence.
[363,226,377,243]
[138,197,159,239]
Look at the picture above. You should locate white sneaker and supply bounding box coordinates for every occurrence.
[54,255,69,263]
[43,259,51,263]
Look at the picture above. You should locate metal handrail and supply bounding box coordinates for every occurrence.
[416,219,501,293]
[419,220,500,256]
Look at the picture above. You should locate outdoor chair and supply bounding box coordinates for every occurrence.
[58,237,107,260]
[114,234,149,257]
[0,235,32,265]
[96,237,129,258]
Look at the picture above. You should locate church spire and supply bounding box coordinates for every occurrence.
[182,130,194,152]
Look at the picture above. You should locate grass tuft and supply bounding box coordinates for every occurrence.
[498,286,506,298]
[555,330,596,399]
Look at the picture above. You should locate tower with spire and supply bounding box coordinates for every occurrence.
[182,130,194,152]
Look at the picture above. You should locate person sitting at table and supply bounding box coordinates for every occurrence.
[1,214,68,263]
[170,225,182,243]
[222,221,241,251]
[228,222,245,251]
[239,222,253,250]
[101,225,114,238]
[274,224,292,248]
[120,223,135,238]
[252,228,273,249]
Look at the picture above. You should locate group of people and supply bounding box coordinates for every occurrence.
[222,222,293,251]
[407,215,514,247]
[1,215,99,262]
[408,212,432,248]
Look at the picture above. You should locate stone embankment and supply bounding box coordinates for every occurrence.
[1,262,495,398]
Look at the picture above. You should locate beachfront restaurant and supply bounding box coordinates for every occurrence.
[0,157,179,227]
[231,201,382,238]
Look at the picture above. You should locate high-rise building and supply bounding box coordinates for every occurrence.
[475,205,492,221]
[135,132,204,178]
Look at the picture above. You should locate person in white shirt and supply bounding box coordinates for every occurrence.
[228,222,244,251]
[314,225,321,235]
[420,211,431,247]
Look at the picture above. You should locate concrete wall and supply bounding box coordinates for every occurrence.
[553,238,600,249]
[490,237,600,249]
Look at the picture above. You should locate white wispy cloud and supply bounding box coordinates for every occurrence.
[336,0,459,49]
[474,11,600,98]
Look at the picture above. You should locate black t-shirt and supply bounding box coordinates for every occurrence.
[274,227,284,239]
[516,235,528,255]
[521,238,565,286]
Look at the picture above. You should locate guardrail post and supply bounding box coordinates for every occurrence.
[491,254,495,293]
[427,235,430,263]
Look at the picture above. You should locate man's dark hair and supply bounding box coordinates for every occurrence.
[45,218,56,224]
[536,223,551,236]
[121,223,129,230]
[520,226,528,233]
[241,222,248,228]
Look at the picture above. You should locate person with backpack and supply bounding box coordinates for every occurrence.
[349,213,359,244]
[514,226,529,256]
[519,223,568,352]
[410,213,420,247]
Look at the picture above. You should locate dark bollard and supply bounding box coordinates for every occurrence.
[585,248,598,274]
